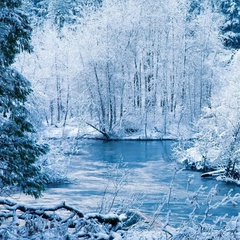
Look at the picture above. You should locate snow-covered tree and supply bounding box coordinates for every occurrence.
[220,0,240,49]
[75,0,224,137]
[175,51,240,179]
[16,0,226,139]
[0,0,48,198]
[23,0,102,28]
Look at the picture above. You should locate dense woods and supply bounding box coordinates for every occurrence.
[14,0,240,182]
[15,0,229,139]
[1,0,240,239]
[1,0,239,191]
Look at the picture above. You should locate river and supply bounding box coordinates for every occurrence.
[13,139,239,227]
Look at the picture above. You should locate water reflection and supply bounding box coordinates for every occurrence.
[13,139,239,227]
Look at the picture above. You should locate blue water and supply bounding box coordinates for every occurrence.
[15,139,239,227]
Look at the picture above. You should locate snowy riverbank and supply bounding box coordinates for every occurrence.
[1,198,240,240]
[40,121,192,141]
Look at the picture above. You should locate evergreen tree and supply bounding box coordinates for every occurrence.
[0,0,49,198]
[221,0,240,49]
[24,0,103,28]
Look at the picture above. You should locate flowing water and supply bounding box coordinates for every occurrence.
[14,139,239,227]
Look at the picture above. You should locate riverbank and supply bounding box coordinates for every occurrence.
[40,125,240,189]
[1,197,240,240]
[4,136,240,239]
[40,122,192,141]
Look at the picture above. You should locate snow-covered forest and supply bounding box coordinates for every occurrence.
[1,0,240,239]
[16,0,229,138]
[16,0,240,179]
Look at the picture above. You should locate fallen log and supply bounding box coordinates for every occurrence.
[86,122,110,139]
[0,199,123,239]
[201,169,225,178]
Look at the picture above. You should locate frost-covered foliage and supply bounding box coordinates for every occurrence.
[172,186,240,240]
[127,185,240,239]
[0,0,49,197]
[1,186,240,239]
[220,0,240,49]
[0,0,32,67]
[175,50,240,181]
[23,0,102,28]
[16,0,227,139]
[0,199,123,239]
[38,139,72,184]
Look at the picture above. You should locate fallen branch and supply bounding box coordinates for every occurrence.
[86,122,110,139]
[0,200,83,220]
[0,199,123,239]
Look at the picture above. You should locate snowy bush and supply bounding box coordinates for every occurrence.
[0,199,123,240]
[1,184,240,239]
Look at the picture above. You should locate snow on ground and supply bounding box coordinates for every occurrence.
[0,198,176,240]
[41,121,193,140]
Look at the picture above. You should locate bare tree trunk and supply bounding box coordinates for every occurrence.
[56,77,62,123]
[44,109,49,126]
[50,100,54,125]
[170,17,176,116]
[107,62,113,132]
[94,65,106,131]
[63,83,70,127]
